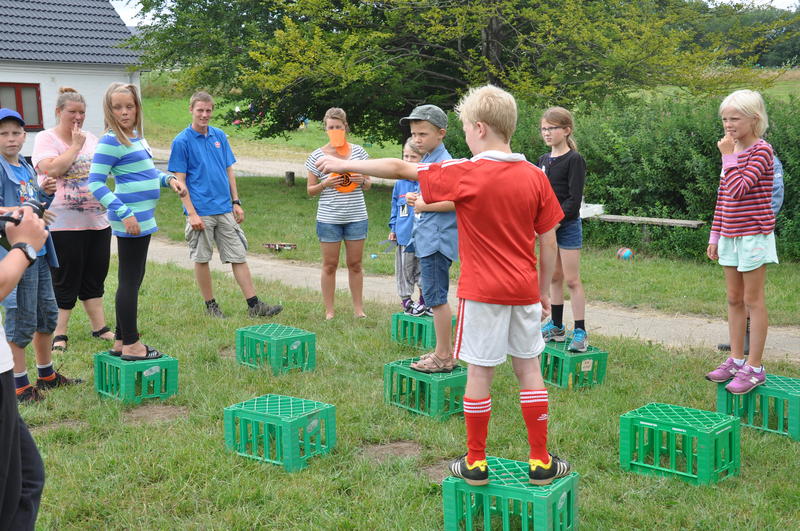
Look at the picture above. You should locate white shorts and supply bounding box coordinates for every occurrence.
[454,299,545,367]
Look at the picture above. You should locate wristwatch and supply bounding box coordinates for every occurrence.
[10,242,36,265]
[232,199,242,206]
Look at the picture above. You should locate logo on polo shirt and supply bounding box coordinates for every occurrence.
[215,141,221,148]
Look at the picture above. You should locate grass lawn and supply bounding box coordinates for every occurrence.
[153,176,800,325]
[143,96,402,162]
[24,260,800,529]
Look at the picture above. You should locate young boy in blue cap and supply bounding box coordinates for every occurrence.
[0,109,82,403]
[399,104,459,374]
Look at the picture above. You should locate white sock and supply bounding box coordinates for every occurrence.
[750,365,764,373]
[732,358,745,367]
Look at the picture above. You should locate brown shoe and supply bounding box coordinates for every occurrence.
[411,354,457,374]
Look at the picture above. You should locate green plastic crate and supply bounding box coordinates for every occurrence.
[620,402,740,485]
[716,374,800,441]
[223,394,335,472]
[390,312,457,350]
[93,351,178,404]
[235,324,316,375]
[540,338,608,389]
[443,456,578,531]
[384,357,466,420]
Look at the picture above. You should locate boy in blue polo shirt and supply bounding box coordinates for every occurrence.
[399,105,459,374]
[168,92,283,319]
[0,108,82,403]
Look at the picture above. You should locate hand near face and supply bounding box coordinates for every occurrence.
[717,133,735,156]
[71,122,87,150]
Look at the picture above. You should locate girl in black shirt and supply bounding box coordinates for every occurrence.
[537,107,588,352]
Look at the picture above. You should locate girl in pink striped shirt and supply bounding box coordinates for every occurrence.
[705,90,777,395]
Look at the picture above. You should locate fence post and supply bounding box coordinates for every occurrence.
[285,171,295,186]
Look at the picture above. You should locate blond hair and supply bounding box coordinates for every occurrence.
[190,91,214,109]
[403,137,424,157]
[102,82,143,147]
[541,106,578,152]
[323,107,349,131]
[55,86,85,113]
[719,90,769,138]
[455,85,517,143]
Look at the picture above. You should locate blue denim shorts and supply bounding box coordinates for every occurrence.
[556,218,582,250]
[316,220,368,243]
[3,259,58,348]
[420,251,452,307]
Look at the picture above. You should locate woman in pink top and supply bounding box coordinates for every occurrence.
[32,87,114,352]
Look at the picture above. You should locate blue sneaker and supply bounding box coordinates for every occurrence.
[568,328,588,352]
[541,320,566,342]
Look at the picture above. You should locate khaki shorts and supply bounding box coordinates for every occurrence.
[185,212,248,264]
[454,299,545,367]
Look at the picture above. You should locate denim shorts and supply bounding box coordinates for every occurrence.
[316,220,368,243]
[556,218,582,250]
[420,251,452,307]
[718,233,778,272]
[3,259,58,348]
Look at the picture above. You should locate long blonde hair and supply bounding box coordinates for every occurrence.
[541,106,578,152]
[102,82,143,146]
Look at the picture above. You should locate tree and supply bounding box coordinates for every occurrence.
[130,0,797,141]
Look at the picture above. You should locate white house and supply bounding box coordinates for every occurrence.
[0,0,140,157]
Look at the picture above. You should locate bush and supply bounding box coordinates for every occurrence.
[444,95,799,261]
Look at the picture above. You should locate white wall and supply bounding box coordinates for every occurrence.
[0,61,140,157]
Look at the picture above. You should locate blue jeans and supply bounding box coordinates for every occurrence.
[316,220,368,242]
[3,259,58,348]
[556,218,583,250]
[419,251,452,307]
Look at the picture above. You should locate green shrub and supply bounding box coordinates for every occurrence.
[445,95,799,261]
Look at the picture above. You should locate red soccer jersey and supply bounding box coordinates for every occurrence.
[418,151,564,305]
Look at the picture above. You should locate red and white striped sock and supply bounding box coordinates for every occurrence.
[463,396,491,464]
[520,389,549,462]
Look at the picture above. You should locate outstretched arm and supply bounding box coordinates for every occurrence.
[316,156,418,181]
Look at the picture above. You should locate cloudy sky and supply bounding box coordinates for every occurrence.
[111,0,797,26]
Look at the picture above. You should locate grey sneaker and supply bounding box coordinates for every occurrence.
[205,300,226,318]
[541,320,566,342]
[249,301,283,318]
[567,329,588,352]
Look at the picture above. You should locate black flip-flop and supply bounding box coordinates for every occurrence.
[120,345,164,362]
[52,335,68,352]
[108,349,122,357]
[91,326,114,341]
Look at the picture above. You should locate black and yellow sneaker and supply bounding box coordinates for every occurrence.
[449,453,489,486]
[529,453,571,485]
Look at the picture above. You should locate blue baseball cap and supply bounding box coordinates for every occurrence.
[0,108,25,126]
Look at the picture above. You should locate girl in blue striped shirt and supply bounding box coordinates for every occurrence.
[89,82,185,361]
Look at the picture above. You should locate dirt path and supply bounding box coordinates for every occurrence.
[134,236,800,360]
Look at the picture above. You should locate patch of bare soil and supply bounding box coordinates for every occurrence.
[30,419,88,435]
[421,459,452,484]
[362,440,422,464]
[219,346,236,359]
[123,405,189,424]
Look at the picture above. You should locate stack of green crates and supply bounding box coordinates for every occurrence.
[223,394,336,472]
[384,358,467,420]
[443,456,579,530]
[620,402,740,485]
[235,324,316,375]
[541,338,608,389]
[717,374,800,440]
[94,351,178,404]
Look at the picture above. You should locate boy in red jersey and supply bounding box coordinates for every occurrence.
[317,85,571,485]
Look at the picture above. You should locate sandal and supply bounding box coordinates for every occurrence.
[91,326,115,341]
[411,354,457,374]
[52,335,68,352]
[121,345,164,362]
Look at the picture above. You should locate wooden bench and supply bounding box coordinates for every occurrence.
[582,206,705,243]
